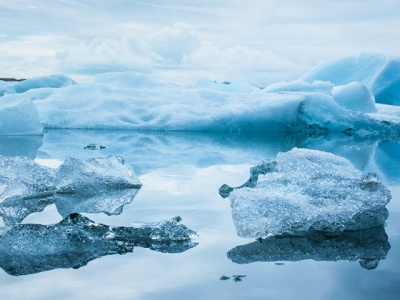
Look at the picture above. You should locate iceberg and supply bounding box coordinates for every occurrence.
[227,226,390,270]
[2,75,393,134]
[0,95,43,136]
[0,155,56,202]
[0,155,142,224]
[301,53,400,106]
[0,214,197,276]
[1,54,400,135]
[55,155,141,193]
[220,148,391,237]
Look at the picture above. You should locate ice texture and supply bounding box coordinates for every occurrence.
[0,213,197,276]
[55,189,140,217]
[332,82,377,113]
[0,155,142,224]
[55,155,141,193]
[0,95,43,136]
[0,195,54,227]
[301,53,400,105]
[0,155,56,201]
[1,54,400,135]
[228,227,390,270]
[220,148,391,237]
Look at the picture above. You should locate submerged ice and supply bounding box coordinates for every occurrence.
[0,213,197,276]
[220,148,391,237]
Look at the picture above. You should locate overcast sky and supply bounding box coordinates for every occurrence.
[1,0,399,85]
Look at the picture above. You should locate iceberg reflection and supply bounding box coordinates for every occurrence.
[0,214,197,276]
[228,227,390,270]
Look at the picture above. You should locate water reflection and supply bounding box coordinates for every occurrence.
[54,189,140,217]
[228,227,390,270]
[0,195,54,227]
[0,214,197,276]
[0,136,42,159]
[38,130,400,185]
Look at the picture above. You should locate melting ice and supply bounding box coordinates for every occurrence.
[220,148,391,237]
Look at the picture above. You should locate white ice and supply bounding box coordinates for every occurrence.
[301,53,400,106]
[1,54,400,135]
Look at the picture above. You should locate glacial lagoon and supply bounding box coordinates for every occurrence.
[0,129,400,300]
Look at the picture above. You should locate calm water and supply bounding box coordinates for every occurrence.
[0,130,399,300]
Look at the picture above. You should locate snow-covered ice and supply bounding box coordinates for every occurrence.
[220,148,391,237]
[301,53,400,106]
[0,214,197,276]
[0,95,43,136]
[1,54,400,135]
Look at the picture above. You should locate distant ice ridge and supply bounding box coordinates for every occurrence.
[1,54,400,135]
[220,148,391,237]
[302,53,400,105]
[0,155,141,225]
[0,213,197,276]
[0,75,75,97]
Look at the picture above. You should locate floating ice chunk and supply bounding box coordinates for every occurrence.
[55,189,140,217]
[0,155,142,223]
[0,155,56,202]
[0,213,197,276]
[228,226,390,270]
[0,75,75,97]
[301,53,400,105]
[0,96,43,135]
[220,148,391,237]
[55,155,142,193]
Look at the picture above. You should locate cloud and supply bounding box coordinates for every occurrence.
[1,1,400,84]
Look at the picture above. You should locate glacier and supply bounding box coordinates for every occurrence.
[0,214,197,276]
[0,155,142,225]
[1,54,400,135]
[302,53,400,106]
[227,226,390,270]
[220,148,391,237]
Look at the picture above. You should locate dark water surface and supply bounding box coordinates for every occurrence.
[0,130,399,300]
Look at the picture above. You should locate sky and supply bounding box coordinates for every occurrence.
[0,0,400,86]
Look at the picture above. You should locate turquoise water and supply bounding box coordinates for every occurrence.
[0,130,399,300]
